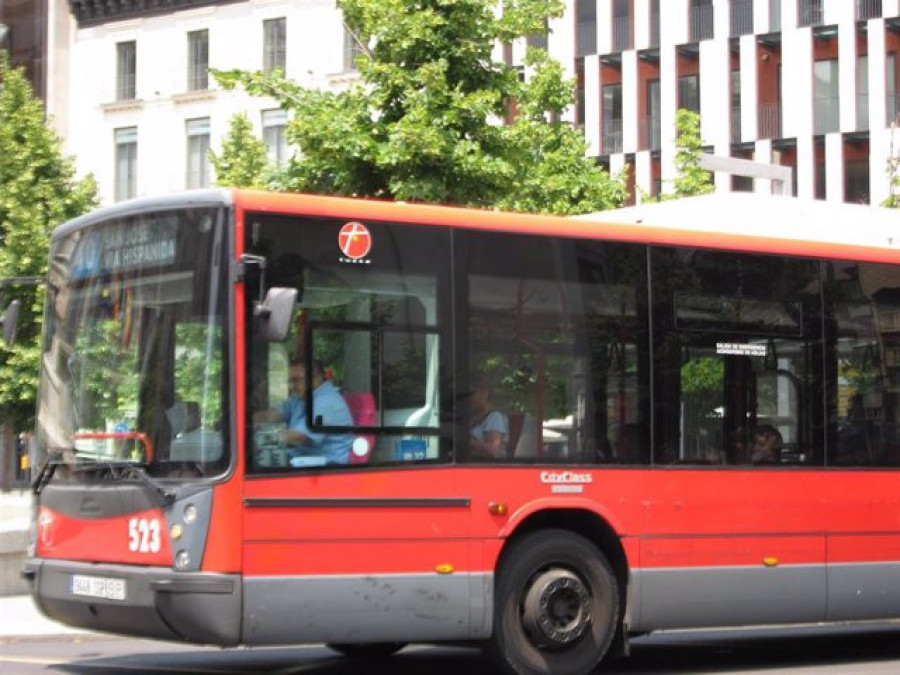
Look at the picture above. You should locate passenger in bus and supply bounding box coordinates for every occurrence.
[259,359,354,465]
[749,424,782,464]
[469,374,509,459]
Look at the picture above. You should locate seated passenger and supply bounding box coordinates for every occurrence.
[749,424,782,464]
[469,374,509,459]
[257,359,354,465]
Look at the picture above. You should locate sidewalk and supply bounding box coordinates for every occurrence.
[0,593,89,637]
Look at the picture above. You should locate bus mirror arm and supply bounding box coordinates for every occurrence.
[0,299,19,345]
[256,287,298,343]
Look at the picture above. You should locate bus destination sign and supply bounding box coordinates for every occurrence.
[73,220,177,277]
[100,222,176,272]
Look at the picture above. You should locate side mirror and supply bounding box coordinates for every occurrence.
[0,300,19,345]
[255,288,297,342]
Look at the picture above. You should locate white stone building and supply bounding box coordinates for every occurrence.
[50,0,900,206]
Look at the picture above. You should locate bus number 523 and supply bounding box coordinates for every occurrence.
[128,517,161,553]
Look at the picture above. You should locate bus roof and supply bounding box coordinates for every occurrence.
[55,190,900,265]
[576,193,900,251]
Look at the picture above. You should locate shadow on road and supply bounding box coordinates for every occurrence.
[45,624,900,674]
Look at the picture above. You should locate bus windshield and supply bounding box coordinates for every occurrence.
[37,206,229,477]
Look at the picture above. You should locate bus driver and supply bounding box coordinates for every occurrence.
[258,360,354,466]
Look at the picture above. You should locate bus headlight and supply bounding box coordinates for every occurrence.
[183,504,198,524]
[175,550,192,570]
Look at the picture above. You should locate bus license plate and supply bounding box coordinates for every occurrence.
[70,574,126,601]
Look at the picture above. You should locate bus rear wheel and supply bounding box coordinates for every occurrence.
[326,642,407,658]
[486,530,620,675]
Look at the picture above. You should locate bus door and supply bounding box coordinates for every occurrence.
[239,214,471,645]
[637,247,827,631]
[823,260,900,622]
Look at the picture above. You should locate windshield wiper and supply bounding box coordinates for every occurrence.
[33,452,176,508]
[93,462,176,508]
[32,449,65,496]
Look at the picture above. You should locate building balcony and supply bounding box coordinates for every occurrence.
[612,16,632,52]
[731,106,742,143]
[814,96,840,134]
[856,0,882,21]
[577,22,597,57]
[649,10,660,47]
[640,116,662,151]
[798,0,824,28]
[602,119,623,155]
[730,0,754,37]
[758,101,782,139]
[690,4,714,42]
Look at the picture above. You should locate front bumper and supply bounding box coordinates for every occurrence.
[23,558,242,645]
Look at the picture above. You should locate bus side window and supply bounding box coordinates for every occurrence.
[827,261,900,467]
[652,248,824,467]
[464,232,650,464]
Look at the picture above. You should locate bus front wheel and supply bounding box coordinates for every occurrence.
[486,529,620,675]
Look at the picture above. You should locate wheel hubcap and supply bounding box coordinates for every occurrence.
[521,568,592,648]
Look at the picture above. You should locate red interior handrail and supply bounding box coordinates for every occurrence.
[72,431,155,463]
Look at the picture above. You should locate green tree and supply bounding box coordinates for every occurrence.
[213,0,624,215]
[884,124,899,209]
[210,112,271,189]
[666,108,714,199]
[0,52,97,432]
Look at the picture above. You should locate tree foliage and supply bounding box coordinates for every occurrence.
[213,0,624,214]
[666,108,714,199]
[0,52,97,429]
[209,112,271,189]
[884,124,899,209]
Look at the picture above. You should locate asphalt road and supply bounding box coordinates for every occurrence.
[4,623,900,674]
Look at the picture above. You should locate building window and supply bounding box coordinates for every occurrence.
[888,52,898,126]
[262,109,288,168]
[186,117,211,189]
[813,58,839,134]
[576,0,597,57]
[263,18,286,74]
[527,19,549,51]
[343,24,365,71]
[645,79,661,151]
[730,0,754,37]
[798,0,823,28]
[116,41,136,101]
[857,55,868,132]
[690,0,714,42]
[679,74,700,113]
[187,30,209,91]
[602,83,623,154]
[845,158,870,203]
[114,127,137,202]
[731,70,742,143]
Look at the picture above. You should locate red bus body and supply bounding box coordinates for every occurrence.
[25,190,900,674]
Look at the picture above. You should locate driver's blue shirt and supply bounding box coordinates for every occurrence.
[280,380,354,465]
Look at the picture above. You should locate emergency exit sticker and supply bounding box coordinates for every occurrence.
[338,222,372,263]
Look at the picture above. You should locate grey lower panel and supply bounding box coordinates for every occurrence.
[632,565,826,633]
[827,563,900,621]
[243,572,493,645]
[25,558,242,644]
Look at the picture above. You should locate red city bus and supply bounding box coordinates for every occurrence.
[23,189,900,675]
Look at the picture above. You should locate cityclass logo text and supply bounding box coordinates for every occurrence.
[540,471,593,494]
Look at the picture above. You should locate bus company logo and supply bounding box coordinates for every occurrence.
[338,222,372,264]
[540,471,593,494]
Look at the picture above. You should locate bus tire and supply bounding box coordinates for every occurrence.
[326,642,406,658]
[486,529,620,675]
